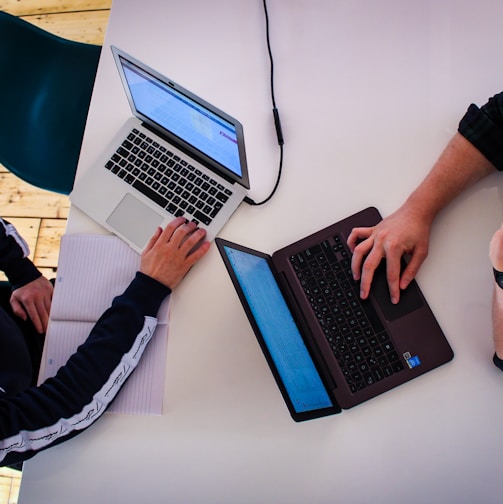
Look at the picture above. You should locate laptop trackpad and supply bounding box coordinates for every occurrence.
[372,262,424,321]
[106,193,164,250]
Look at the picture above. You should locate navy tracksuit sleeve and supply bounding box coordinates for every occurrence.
[0,272,170,466]
[0,218,41,289]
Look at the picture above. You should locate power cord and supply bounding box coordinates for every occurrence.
[244,0,284,206]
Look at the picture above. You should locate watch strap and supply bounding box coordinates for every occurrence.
[493,268,503,289]
[493,353,503,372]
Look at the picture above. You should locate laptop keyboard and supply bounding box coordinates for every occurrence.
[105,128,233,226]
[290,234,405,393]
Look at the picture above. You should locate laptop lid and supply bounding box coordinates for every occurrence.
[111,46,249,189]
[216,238,341,422]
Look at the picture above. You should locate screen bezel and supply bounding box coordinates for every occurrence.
[216,238,341,422]
[111,45,250,189]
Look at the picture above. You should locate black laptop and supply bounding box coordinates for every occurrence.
[216,207,454,421]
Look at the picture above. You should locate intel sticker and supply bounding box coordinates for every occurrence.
[405,355,421,369]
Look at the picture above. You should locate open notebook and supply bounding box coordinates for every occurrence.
[41,234,170,415]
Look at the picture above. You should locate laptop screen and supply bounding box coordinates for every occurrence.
[221,243,335,418]
[119,55,243,179]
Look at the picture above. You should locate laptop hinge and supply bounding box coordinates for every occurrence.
[142,122,237,186]
[276,270,340,397]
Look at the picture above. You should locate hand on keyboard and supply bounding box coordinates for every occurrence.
[140,217,210,289]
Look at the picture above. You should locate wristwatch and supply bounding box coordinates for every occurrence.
[493,268,503,289]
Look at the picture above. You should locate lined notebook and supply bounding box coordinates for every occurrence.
[41,234,170,415]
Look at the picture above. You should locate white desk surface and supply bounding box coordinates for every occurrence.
[19,1,503,503]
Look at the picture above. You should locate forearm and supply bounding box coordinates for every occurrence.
[348,95,503,305]
[0,272,170,466]
[403,133,496,224]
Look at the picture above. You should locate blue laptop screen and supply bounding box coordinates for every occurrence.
[120,57,242,178]
[223,246,334,414]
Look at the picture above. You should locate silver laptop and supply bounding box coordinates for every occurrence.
[71,46,250,253]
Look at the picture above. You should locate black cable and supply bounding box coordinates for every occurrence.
[245,0,284,206]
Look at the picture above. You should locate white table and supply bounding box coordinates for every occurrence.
[19,1,503,502]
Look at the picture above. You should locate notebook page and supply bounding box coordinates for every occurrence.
[43,320,168,415]
[51,234,169,323]
[42,234,170,415]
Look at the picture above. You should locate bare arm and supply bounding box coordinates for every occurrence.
[348,133,496,304]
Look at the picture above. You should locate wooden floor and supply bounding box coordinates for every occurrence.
[0,1,111,502]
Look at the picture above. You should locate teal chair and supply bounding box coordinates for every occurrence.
[0,11,101,194]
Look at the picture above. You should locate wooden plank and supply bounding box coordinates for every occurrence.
[0,172,70,219]
[0,0,111,16]
[37,266,59,279]
[33,218,66,268]
[0,467,21,504]
[20,10,110,45]
[1,217,41,258]
[0,266,57,282]
[0,218,65,280]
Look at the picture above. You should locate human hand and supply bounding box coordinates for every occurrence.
[347,205,432,304]
[140,217,210,289]
[489,224,503,272]
[10,275,54,334]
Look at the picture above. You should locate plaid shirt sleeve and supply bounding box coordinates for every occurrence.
[458,92,503,171]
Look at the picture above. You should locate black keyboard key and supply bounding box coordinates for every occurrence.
[117,147,129,158]
[133,180,168,208]
[216,191,229,203]
[210,203,223,218]
[305,245,322,260]
[322,240,338,263]
[193,210,212,226]
[372,367,384,382]
[359,298,384,334]
[393,361,405,373]
[166,203,177,214]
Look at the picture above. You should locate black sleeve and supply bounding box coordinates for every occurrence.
[0,272,170,467]
[0,218,41,289]
[458,92,503,171]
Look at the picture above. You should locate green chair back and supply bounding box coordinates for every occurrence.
[0,11,101,194]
